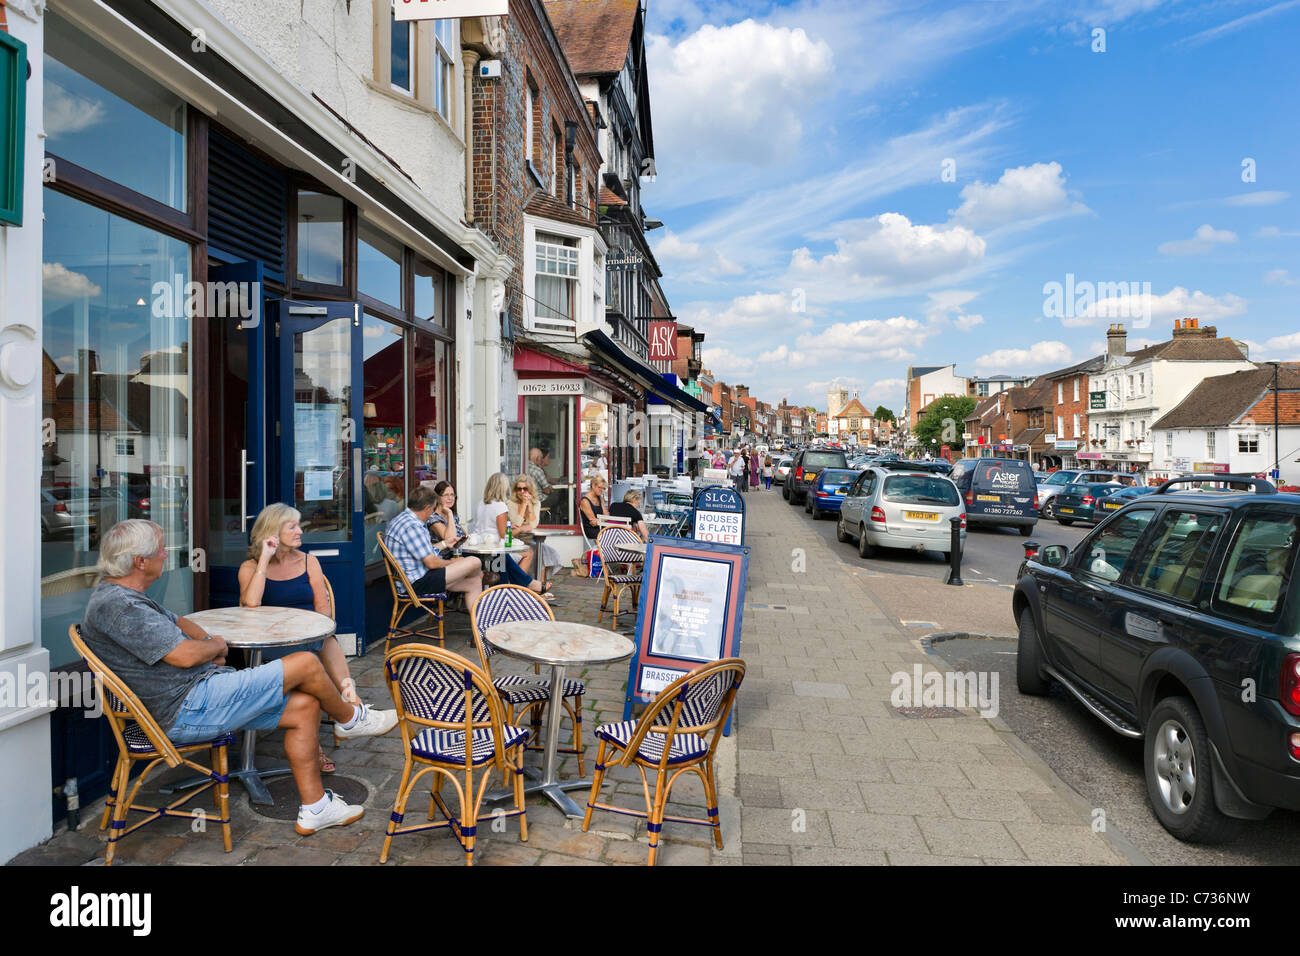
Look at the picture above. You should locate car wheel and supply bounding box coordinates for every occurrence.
[1057,518,1074,527]
[788,489,800,506]
[836,517,850,543]
[1144,697,1243,844]
[858,526,874,558]
[1016,608,1051,696]
[782,484,790,500]
[810,502,821,520]
[1019,525,1034,537]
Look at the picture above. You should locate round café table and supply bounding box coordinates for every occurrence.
[520,529,578,606]
[483,621,633,818]
[160,606,335,806]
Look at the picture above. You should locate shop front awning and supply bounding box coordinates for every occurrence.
[581,331,710,415]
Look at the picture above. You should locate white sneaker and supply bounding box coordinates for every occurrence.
[295,790,364,836]
[333,703,399,740]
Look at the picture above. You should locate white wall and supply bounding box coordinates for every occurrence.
[1158,426,1300,484]
[0,1,54,863]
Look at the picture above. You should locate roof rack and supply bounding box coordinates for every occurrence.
[1153,475,1276,495]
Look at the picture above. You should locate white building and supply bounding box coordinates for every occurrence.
[905,364,968,438]
[1082,319,1253,472]
[1152,364,1300,484]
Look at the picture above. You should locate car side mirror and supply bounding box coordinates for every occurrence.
[1039,545,1069,568]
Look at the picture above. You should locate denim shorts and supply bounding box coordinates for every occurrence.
[168,660,289,745]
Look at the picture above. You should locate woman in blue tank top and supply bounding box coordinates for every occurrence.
[239,503,365,772]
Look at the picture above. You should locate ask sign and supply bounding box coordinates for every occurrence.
[394,0,509,20]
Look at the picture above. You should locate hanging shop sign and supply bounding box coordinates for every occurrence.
[622,536,749,734]
[692,485,745,546]
[1090,391,1107,409]
[606,252,644,272]
[648,321,678,361]
[394,0,509,20]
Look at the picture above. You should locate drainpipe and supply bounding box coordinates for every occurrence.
[463,49,480,224]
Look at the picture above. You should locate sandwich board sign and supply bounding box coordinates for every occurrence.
[692,484,744,546]
[623,536,749,734]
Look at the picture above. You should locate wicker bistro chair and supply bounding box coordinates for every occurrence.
[68,625,233,866]
[377,533,446,651]
[381,645,529,865]
[583,659,745,866]
[596,526,644,630]
[469,585,588,775]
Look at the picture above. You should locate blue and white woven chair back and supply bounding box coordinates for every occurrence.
[597,526,642,565]
[649,661,745,735]
[471,585,553,660]
[386,650,495,731]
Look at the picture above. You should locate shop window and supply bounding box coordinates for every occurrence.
[44,11,187,211]
[41,190,193,668]
[526,396,574,526]
[296,191,345,286]
[412,336,451,486]
[414,258,449,326]
[359,218,404,309]
[362,314,406,565]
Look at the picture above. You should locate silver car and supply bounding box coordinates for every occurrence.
[837,467,966,558]
[775,457,794,482]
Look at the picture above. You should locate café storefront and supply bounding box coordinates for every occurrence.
[37,6,484,820]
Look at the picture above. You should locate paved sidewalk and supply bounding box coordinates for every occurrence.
[735,487,1132,865]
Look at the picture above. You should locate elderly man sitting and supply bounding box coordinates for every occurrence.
[81,520,397,835]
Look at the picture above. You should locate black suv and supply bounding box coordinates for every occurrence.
[784,447,849,505]
[1013,476,1300,842]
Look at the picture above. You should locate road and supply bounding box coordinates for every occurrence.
[781,488,1091,585]
[931,636,1300,864]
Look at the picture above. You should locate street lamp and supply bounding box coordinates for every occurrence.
[1267,362,1281,481]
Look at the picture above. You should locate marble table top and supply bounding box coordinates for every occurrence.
[186,606,336,648]
[485,621,634,667]
[618,541,647,554]
[461,542,530,555]
[522,529,578,538]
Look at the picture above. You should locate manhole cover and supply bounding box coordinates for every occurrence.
[249,774,370,821]
[890,705,966,719]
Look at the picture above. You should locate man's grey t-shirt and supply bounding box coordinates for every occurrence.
[81,582,230,730]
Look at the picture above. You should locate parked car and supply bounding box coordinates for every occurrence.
[838,467,966,558]
[41,487,101,540]
[1094,484,1158,517]
[774,456,794,483]
[784,447,849,505]
[949,458,1038,536]
[1013,476,1300,842]
[805,468,860,520]
[1053,481,1127,525]
[1035,470,1082,516]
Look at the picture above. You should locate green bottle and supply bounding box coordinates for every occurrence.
[505,519,512,547]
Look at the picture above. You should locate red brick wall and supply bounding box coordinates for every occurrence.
[1051,373,1091,444]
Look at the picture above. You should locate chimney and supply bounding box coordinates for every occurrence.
[1106,323,1127,357]
[1172,317,1208,338]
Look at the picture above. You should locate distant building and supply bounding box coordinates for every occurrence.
[905,364,968,435]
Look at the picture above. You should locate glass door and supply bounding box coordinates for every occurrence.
[270,300,366,650]
[525,395,575,526]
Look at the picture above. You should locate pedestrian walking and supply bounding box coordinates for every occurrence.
[762,455,774,490]
[728,449,745,493]
[749,447,760,491]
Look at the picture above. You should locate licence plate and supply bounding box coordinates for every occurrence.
[905,511,938,521]
[1059,507,1075,514]
[976,494,1000,502]
[1103,502,1119,510]
[804,472,818,481]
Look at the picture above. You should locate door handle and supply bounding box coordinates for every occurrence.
[240,449,256,533]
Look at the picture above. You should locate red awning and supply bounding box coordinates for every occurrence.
[513,346,588,376]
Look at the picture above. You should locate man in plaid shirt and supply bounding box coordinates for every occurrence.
[386,485,483,605]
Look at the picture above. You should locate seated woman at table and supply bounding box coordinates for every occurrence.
[427,480,467,557]
[471,473,552,597]
[238,503,367,772]
[508,474,564,582]
[579,474,609,543]
[608,489,649,543]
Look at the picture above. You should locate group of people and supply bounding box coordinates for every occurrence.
[79,467,576,839]
[710,446,774,493]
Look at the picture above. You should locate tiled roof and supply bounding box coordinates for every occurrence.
[909,365,946,378]
[1152,366,1300,429]
[965,395,999,423]
[1013,427,1045,447]
[834,398,870,419]
[543,0,639,77]
[524,189,592,229]
[1125,336,1248,364]
[598,185,627,207]
[1045,353,1106,380]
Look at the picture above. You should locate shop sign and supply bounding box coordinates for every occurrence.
[1169,457,1190,471]
[1193,461,1230,474]
[394,0,509,20]
[1044,434,1057,443]
[692,485,745,546]
[622,537,749,735]
[648,321,677,361]
[519,378,583,396]
[1055,439,1078,450]
[1077,452,1103,460]
[606,252,644,272]
[1090,391,1107,409]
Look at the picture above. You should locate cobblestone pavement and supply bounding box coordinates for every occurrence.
[13,487,1136,867]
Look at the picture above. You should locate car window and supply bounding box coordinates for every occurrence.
[1079,509,1156,582]
[1131,510,1223,601]
[1212,514,1300,623]
[1044,473,1073,485]
[803,452,846,470]
[971,461,1035,494]
[881,475,960,506]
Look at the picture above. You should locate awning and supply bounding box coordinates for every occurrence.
[581,331,710,415]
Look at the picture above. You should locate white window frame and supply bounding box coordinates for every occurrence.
[1073,378,1080,402]
[1166,431,1174,455]
[523,217,598,335]
[1238,433,1260,454]
[432,19,455,121]
[1057,382,1063,404]
[1072,413,1080,437]
[390,4,414,95]
[1207,430,1216,456]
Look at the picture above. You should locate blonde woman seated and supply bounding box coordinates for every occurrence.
[239,503,366,772]
[471,473,553,597]
[608,489,650,542]
[509,474,564,583]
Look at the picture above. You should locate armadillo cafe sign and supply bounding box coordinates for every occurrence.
[394,0,509,20]
[606,252,644,272]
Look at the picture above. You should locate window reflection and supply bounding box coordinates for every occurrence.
[363,315,405,564]
[41,190,192,667]
[297,191,344,286]
[412,336,449,485]
[292,318,352,542]
[359,220,403,308]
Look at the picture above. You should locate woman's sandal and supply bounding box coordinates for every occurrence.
[318,745,336,774]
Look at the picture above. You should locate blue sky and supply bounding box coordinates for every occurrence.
[642,0,1300,414]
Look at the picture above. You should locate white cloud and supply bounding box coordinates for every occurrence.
[652,232,744,280]
[1157,223,1238,256]
[647,21,833,168]
[44,83,106,138]
[1263,331,1300,356]
[1171,191,1290,210]
[1264,269,1300,286]
[42,262,102,300]
[950,162,1088,230]
[785,315,936,366]
[789,213,986,299]
[973,340,1072,372]
[1063,285,1247,327]
[682,291,810,333]
[863,377,907,404]
[701,347,755,378]
[924,289,984,330]
[1175,1,1300,48]
[1255,226,1300,238]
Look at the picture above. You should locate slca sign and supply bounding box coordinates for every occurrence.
[394,0,509,20]
[692,485,744,546]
